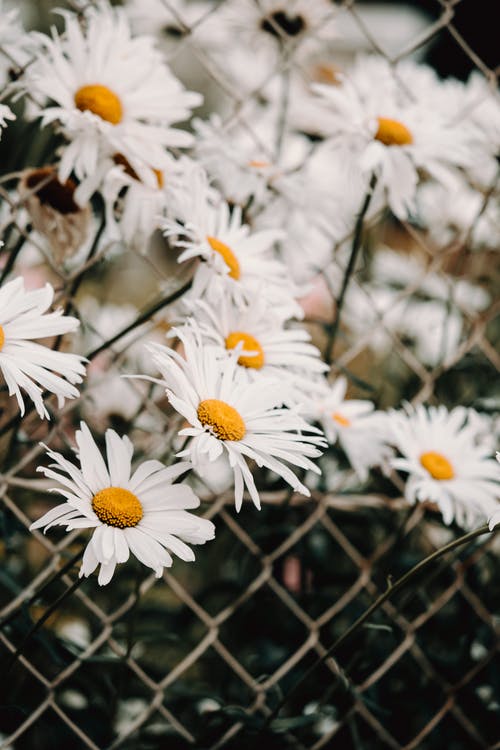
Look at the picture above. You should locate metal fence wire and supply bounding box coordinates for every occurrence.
[0,1,499,749]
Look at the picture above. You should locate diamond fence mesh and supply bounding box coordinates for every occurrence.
[0,1,499,749]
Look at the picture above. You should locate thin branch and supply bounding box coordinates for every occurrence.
[86,274,193,360]
[325,173,378,364]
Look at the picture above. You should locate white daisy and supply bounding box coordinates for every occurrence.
[396,63,500,186]
[143,327,326,511]
[224,0,337,63]
[313,55,473,219]
[389,405,500,528]
[0,277,86,419]
[184,0,337,95]
[338,246,490,367]
[30,422,215,585]
[161,166,303,316]
[184,297,328,401]
[193,110,309,206]
[310,376,392,481]
[417,179,500,251]
[370,247,491,313]
[23,3,202,190]
[126,0,226,52]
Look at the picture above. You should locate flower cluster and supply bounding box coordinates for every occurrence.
[0,0,494,591]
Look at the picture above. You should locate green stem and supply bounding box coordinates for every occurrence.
[263,523,492,727]
[326,173,377,365]
[86,276,193,361]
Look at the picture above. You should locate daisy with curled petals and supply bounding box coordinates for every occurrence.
[30,422,215,585]
[313,55,472,219]
[0,277,86,419]
[143,327,326,511]
[161,167,303,317]
[309,376,392,481]
[23,3,202,192]
[186,298,328,403]
[389,405,500,529]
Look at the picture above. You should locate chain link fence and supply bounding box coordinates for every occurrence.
[0,1,498,748]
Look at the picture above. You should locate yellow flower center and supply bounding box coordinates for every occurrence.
[92,486,143,528]
[374,117,413,147]
[75,84,123,125]
[332,412,351,427]
[225,331,265,369]
[25,167,79,214]
[0,325,5,351]
[197,398,246,441]
[420,451,454,481]
[206,236,241,280]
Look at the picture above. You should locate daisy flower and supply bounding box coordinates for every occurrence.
[417,179,500,251]
[313,55,473,219]
[396,63,500,185]
[193,111,309,206]
[0,277,86,419]
[389,405,500,528]
[23,3,202,191]
[225,0,337,60]
[190,0,337,95]
[310,376,392,481]
[30,422,215,585]
[338,246,490,367]
[161,166,303,317]
[185,297,328,401]
[126,0,227,53]
[143,327,326,511]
